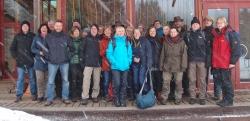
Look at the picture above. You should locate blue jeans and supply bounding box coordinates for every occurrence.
[16,67,37,97]
[132,64,147,95]
[103,71,111,97]
[112,70,128,104]
[47,63,69,101]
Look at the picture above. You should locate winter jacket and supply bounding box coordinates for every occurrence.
[10,32,35,68]
[203,25,214,67]
[184,29,207,63]
[159,36,188,72]
[106,35,132,71]
[80,34,101,67]
[100,36,111,71]
[132,37,152,68]
[211,26,241,69]
[31,34,48,71]
[147,36,162,69]
[45,31,73,64]
[70,37,82,64]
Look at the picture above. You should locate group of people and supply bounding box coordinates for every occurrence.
[10,15,241,108]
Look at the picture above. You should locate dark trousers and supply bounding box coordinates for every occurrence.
[55,71,62,98]
[213,69,233,103]
[151,70,163,96]
[132,64,147,97]
[102,70,111,97]
[112,70,128,104]
[69,64,83,99]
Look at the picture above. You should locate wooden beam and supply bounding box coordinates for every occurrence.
[195,0,203,26]
[126,0,135,27]
[33,0,42,32]
[57,0,67,31]
[0,0,4,70]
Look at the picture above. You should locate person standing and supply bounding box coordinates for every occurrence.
[80,24,101,105]
[100,26,113,101]
[159,27,188,105]
[10,21,37,102]
[44,20,73,106]
[211,17,241,107]
[31,23,51,102]
[147,26,163,101]
[203,16,214,96]
[106,26,132,107]
[69,26,83,102]
[184,17,207,105]
[131,28,152,99]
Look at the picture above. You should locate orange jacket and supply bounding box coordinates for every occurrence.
[100,36,110,71]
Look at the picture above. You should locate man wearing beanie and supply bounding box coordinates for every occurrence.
[10,20,37,102]
[184,17,208,105]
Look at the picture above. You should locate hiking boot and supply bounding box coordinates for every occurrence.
[44,101,53,106]
[32,95,37,101]
[212,96,220,101]
[199,99,206,105]
[159,99,167,105]
[114,100,120,107]
[81,99,88,105]
[189,98,196,105]
[14,96,22,103]
[92,98,99,103]
[37,97,44,103]
[175,99,181,105]
[216,100,233,107]
[120,100,127,107]
[71,98,78,102]
[62,99,71,104]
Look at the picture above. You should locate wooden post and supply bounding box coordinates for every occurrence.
[57,0,67,31]
[33,0,42,32]
[126,0,135,27]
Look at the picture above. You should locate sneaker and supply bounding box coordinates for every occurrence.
[81,99,88,105]
[92,98,99,103]
[216,100,233,107]
[62,99,71,104]
[189,98,196,105]
[44,101,53,106]
[199,99,206,105]
[14,96,22,103]
[175,99,181,105]
[32,95,37,101]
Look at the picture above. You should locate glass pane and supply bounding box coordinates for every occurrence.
[239,8,250,82]
[135,0,194,28]
[4,0,34,23]
[67,0,126,28]
[42,0,57,22]
[208,8,229,25]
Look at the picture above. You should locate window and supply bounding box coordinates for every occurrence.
[67,0,126,28]
[135,0,194,28]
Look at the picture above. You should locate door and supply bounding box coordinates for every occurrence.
[203,0,250,90]
[235,3,250,89]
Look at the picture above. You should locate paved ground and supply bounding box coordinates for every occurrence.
[1,80,250,121]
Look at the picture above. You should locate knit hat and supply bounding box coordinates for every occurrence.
[191,17,200,25]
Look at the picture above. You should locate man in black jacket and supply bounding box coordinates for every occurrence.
[44,20,73,106]
[80,24,101,105]
[184,17,208,105]
[10,21,37,102]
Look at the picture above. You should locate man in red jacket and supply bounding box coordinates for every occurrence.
[211,16,241,107]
